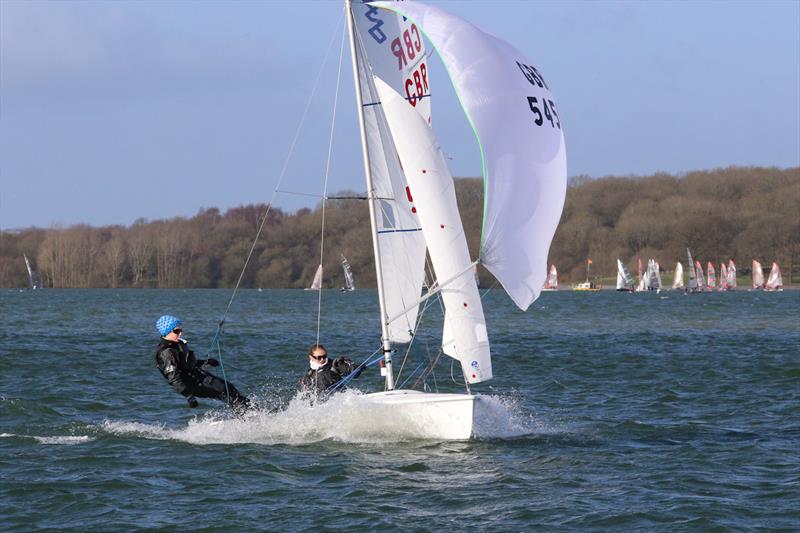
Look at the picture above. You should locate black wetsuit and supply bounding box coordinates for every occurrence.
[155,338,250,411]
[299,357,357,395]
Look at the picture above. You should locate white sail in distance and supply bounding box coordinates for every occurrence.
[373,0,567,311]
[766,262,783,290]
[673,262,684,290]
[687,249,698,291]
[616,259,633,291]
[341,255,355,291]
[545,264,558,289]
[752,260,764,289]
[719,263,728,291]
[728,260,737,288]
[307,264,323,291]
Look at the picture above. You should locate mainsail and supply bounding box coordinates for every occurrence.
[350,2,429,342]
[672,262,684,290]
[616,259,634,291]
[706,262,716,289]
[752,260,764,289]
[728,259,737,289]
[766,262,783,290]
[341,255,355,291]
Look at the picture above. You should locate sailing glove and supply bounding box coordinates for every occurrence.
[187,396,199,408]
[205,358,220,367]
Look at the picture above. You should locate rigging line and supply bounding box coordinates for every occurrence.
[213,9,345,330]
[385,259,480,326]
[316,16,348,346]
[394,281,439,384]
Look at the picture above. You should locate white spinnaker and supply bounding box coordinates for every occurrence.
[375,76,491,384]
[353,16,428,343]
[373,1,567,311]
[673,262,684,289]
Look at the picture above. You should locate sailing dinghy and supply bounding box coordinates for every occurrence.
[765,262,783,291]
[304,264,323,291]
[686,248,701,293]
[727,259,737,290]
[695,260,706,291]
[542,265,558,291]
[672,262,684,290]
[344,0,566,439]
[23,254,41,290]
[616,259,634,291]
[340,255,355,292]
[718,263,729,291]
[635,257,647,292]
[706,262,716,290]
[752,260,765,290]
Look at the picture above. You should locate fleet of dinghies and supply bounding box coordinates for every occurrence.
[541,253,785,294]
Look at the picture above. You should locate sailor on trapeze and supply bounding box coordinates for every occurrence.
[154,315,251,413]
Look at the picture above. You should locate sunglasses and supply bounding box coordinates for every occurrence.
[310,353,328,361]
[173,328,183,334]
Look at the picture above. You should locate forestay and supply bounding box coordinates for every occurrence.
[373,0,568,311]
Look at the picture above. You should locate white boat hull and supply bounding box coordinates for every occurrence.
[363,390,474,440]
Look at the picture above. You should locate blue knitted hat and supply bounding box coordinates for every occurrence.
[156,315,182,336]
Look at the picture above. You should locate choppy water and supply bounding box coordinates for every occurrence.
[1,288,798,530]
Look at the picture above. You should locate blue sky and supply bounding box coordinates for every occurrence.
[1,0,798,229]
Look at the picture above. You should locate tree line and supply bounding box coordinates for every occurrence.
[1,166,797,289]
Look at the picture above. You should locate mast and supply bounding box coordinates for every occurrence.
[345,0,395,390]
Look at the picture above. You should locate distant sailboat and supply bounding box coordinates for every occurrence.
[542,264,558,291]
[718,263,729,291]
[340,255,355,292]
[695,260,706,291]
[765,262,783,291]
[23,254,41,290]
[672,262,684,290]
[727,259,737,289]
[752,260,764,290]
[645,259,662,292]
[687,249,699,293]
[305,264,323,291]
[635,257,647,292]
[706,262,716,290]
[616,259,634,291]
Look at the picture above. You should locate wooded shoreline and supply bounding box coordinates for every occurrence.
[2,166,797,288]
